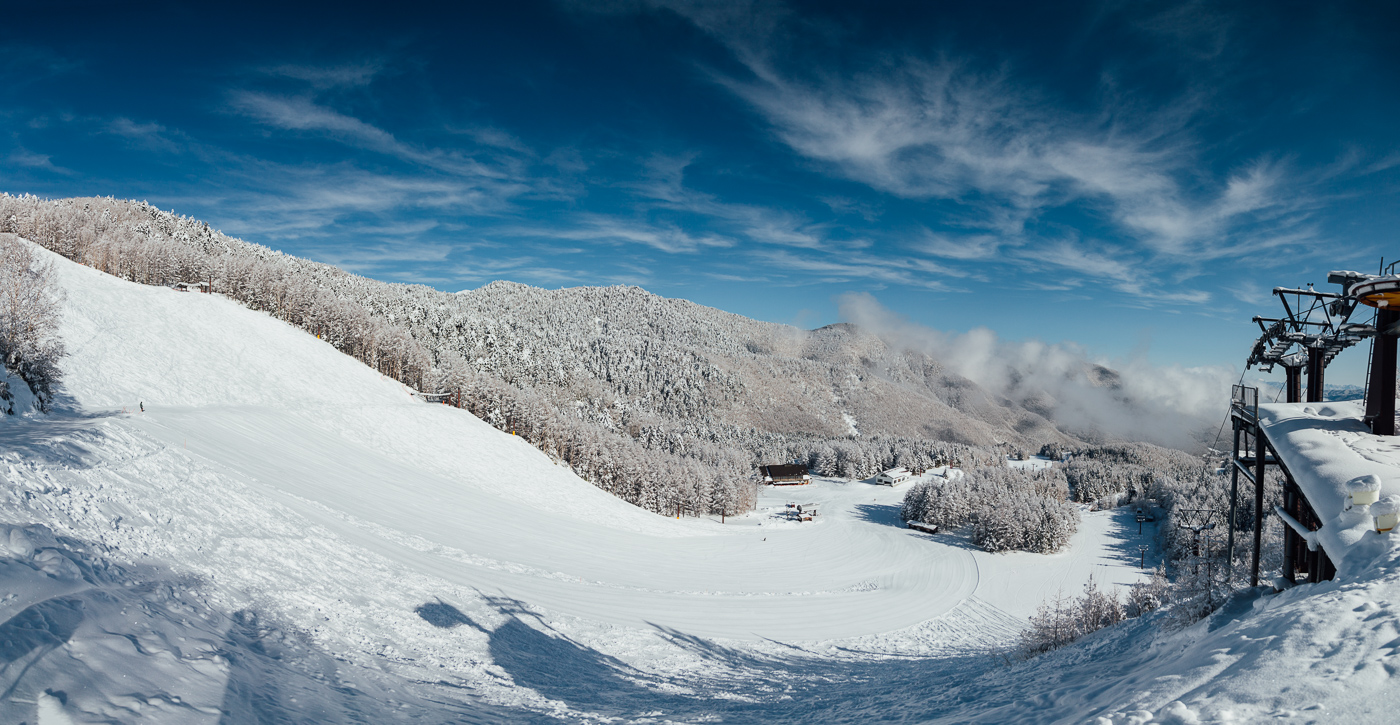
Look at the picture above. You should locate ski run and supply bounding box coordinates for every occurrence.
[4,239,1400,722]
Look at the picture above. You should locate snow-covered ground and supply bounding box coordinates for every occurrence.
[4,242,1400,723]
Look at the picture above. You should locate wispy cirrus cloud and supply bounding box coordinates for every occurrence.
[718,56,1308,262]
[641,0,1323,305]
[914,230,1005,261]
[262,60,384,89]
[105,117,185,153]
[749,248,962,290]
[227,91,539,197]
[631,154,830,249]
[7,147,73,175]
[503,214,734,254]
[1016,241,1210,305]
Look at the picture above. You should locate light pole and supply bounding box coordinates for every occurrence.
[1138,544,1149,569]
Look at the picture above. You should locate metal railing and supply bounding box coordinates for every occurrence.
[1231,384,1259,422]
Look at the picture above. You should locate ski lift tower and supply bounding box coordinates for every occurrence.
[1244,279,1371,404]
[1229,262,1400,586]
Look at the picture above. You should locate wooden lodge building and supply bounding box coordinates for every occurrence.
[761,464,811,486]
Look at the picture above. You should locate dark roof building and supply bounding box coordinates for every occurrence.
[761,464,811,485]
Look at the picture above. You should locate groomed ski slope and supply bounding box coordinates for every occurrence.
[27,243,1147,635]
[27,238,1400,722]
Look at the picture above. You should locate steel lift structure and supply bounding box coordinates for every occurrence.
[1231,266,1400,586]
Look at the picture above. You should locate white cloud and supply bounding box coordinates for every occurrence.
[751,249,958,290]
[105,117,184,153]
[836,292,1235,450]
[7,147,72,175]
[631,154,830,249]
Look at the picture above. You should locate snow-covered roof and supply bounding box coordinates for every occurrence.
[879,467,911,477]
[1257,401,1400,574]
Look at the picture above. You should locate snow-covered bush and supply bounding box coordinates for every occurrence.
[1019,575,1128,657]
[1125,568,1170,618]
[0,235,65,414]
[902,466,1078,554]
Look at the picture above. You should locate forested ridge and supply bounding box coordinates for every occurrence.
[8,195,1191,518]
[1,194,1084,514]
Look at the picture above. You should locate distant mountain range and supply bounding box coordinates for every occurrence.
[1254,381,1365,402]
[451,282,1080,450]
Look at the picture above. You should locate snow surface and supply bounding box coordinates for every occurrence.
[1008,455,1056,470]
[5,242,1400,722]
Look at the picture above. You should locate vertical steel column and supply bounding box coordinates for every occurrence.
[1281,483,1296,584]
[1250,425,1266,587]
[1226,420,1240,573]
[1366,309,1399,435]
[1306,347,1326,403]
[1285,365,1303,403]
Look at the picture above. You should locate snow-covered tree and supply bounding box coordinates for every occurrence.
[0,236,65,413]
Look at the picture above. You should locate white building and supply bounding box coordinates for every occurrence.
[875,467,913,486]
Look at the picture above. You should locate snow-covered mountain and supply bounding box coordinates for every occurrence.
[6,210,1400,722]
[1253,380,1366,403]
[0,195,1081,451]
[450,284,1074,448]
[0,195,1133,526]
[3,239,1400,722]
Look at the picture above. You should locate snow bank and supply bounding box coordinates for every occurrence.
[1258,402,1400,574]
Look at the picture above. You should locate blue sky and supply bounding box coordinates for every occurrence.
[3,1,1399,383]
